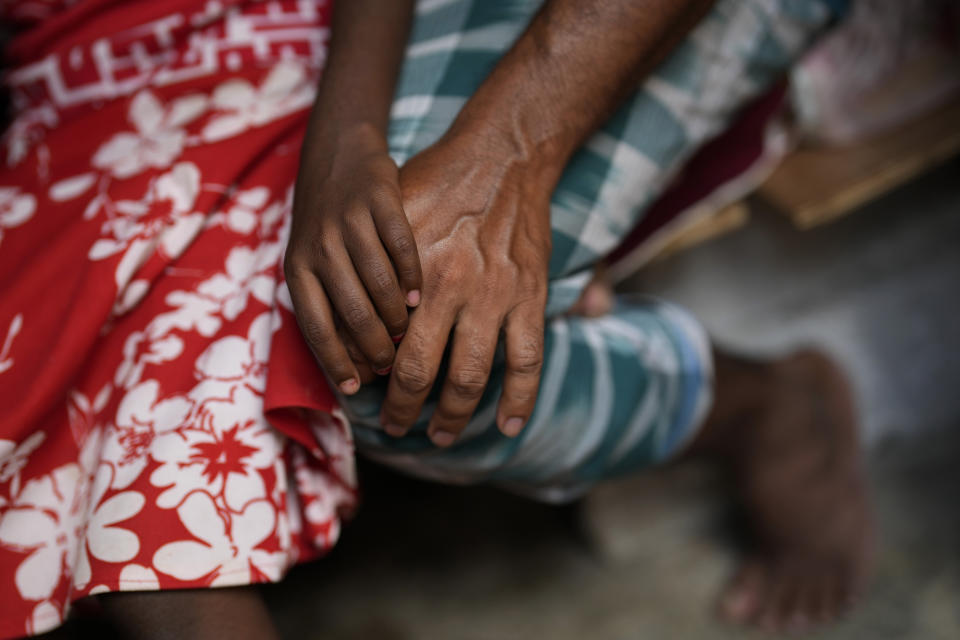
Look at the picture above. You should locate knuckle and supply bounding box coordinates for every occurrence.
[393,359,434,394]
[342,303,374,331]
[387,230,415,256]
[283,256,306,284]
[509,341,544,376]
[311,230,340,263]
[448,369,487,397]
[342,206,368,233]
[369,186,401,210]
[369,265,397,297]
[518,271,548,301]
[300,318,335,353]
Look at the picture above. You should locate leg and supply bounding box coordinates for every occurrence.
[694,349,874,632]
[350,0,841,483]
[350,299,714,499]
[447,260,875,632]
[98,587,279,640]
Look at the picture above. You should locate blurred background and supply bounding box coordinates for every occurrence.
[55,0,959,637]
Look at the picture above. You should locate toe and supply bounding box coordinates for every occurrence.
[799,572,833,628]
[756,567,794,633]
[817,566,850,624]
[719,559,767,624]
[784,572,822,634]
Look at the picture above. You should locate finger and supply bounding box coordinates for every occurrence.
[370,195,422,307]
[286,270,361,395]
[427,317,499,447]
[496,301,545,437]
[337,324,376,384]
[381,300,455,437]
[342,210,409,338]
[315,240,396,374]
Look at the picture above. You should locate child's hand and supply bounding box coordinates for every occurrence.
[285,123,422,394]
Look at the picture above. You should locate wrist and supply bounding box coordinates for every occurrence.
[443,110,570,191]
[301,118,389,166]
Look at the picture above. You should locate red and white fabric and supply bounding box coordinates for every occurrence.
[0,2,357,637]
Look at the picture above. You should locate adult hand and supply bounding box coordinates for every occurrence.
[285,124,422,393]
[380,131,555,446]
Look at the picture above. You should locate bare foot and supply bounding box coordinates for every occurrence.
[695,350,875,633]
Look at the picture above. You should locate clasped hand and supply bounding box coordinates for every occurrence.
[285,126,552,447]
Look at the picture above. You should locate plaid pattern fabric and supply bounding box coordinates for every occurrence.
[344,0,836,500]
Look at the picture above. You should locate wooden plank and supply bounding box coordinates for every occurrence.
[759,97,960,228]
[651,201,750,262]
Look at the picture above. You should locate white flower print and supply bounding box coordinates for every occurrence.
[104,381,193,491]
[26,601,61,636]
[89,161,203,264]
[0,187,37,247]
[86,162,206,313]
[192,312,272,395]
[309,408,356,489]
[145,223,282,339]
[93,90,207,179]
[0,463,86,601]
[222,187,269,234]
[202,61,314,142]
[66,385,112,451]
[2,104,58,168]
[118,564,160,590]
[151,385,279,512]
[150,289,224,338]
[48,173,97,202]
[0,432,45,502]
[114,331,184,389]
[73,465,145,590]
[258,199,286,239]
[0,312,23,374]
[152,492,285,585]
[196,245,280,321]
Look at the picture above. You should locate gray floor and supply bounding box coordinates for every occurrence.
[261,160,960,639]
[628,158,960,445]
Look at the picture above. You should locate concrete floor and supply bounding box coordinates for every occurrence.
[259,159,960,639]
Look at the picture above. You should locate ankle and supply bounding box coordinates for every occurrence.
[687,349,775,457]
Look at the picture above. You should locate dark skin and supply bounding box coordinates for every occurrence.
[285,0,714,444]
[98,587,279,640]
[285,0,421,389]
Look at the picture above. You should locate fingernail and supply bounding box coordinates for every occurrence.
[430,430,455,447]
[503,417,525,437]
[374,366,392,376]
[339,378,360,394]
[406,290,421,306]
[391,332,405,344]
[384,423,406,438]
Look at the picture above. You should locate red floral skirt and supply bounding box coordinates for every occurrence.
[0,1,357,636]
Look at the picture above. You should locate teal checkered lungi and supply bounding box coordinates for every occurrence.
[341,0,837,501]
